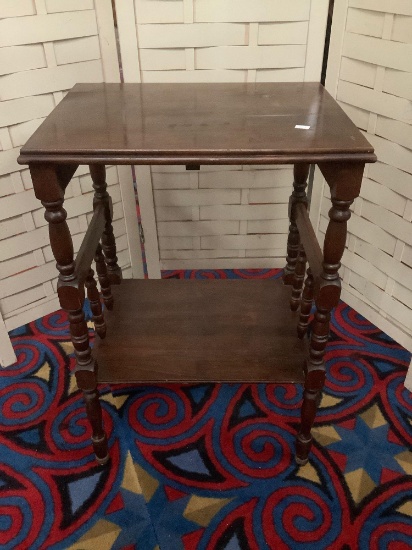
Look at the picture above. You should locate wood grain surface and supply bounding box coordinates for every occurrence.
[19,82,376,164]
[96,279,307,383]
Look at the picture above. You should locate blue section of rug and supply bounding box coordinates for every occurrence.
[1,269,412,549]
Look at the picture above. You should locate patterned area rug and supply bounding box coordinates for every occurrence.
[1,269,411,549]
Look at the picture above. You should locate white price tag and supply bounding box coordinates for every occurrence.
[295,125,311,129]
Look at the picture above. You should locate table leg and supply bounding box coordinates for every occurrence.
[290,246,307,311]
[29,164,109,465]
[295,161,365,464]
[90,165,122,285]
[85,268,106,339]
[283,164,309,285]
[69,309,108,464]
[297,268,314,338]
[95,243,114,310]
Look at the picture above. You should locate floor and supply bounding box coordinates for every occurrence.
[1,269,412,549]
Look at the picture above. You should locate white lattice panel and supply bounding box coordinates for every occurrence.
[321,0,412,385]
[0,0,142,366]
[115,0,328,272]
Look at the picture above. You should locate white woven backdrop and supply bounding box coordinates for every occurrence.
[0,0,143,366]
[317,0,412,388]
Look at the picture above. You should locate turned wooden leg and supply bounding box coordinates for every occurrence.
[283,220,300,285]
[30,164,109,465]
[95,243,114,311]
[297,268,314,338]
[102,221,122,284]
[90,165,122,285]
[296,307,328,464]
[296,184,356,464]
[85,268,106,339]
[290,246,307,311]
[69,307,108,464]
[283,164,310,285]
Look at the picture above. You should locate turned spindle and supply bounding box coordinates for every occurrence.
[90,165,122,285]
[290,246,307,311]
[296,195,354,464]
[30,164,109,465]
[297,268,314,339]
[85,268,106,339]
[283,164,310,285]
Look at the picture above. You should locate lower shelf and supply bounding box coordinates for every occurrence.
[95,279,307,384]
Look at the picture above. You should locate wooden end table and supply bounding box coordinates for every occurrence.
[18,83,376,466]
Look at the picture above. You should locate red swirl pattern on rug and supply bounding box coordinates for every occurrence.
[1,268,411,549]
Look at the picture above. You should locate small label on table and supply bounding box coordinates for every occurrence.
[295,125,311,129]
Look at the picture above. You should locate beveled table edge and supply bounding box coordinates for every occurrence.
[17,152,377,166]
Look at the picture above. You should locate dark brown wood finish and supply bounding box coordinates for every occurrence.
[90,165,122,285]
[96,280,307,384]
[19,152,376,165]
[29,164,108,465]
[295,202,323,281]
[283,163,310,285]
[85,268,106,339]
[297,268,315,339]
[19,82,376,468]
[18,83,376,166]
[75,203,106,287]
[290,246,307,311]
[95,243,114,311]
[295,161,366,464]
[56,164,79,190]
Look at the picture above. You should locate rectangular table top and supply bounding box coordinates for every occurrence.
[18,82,376,165]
